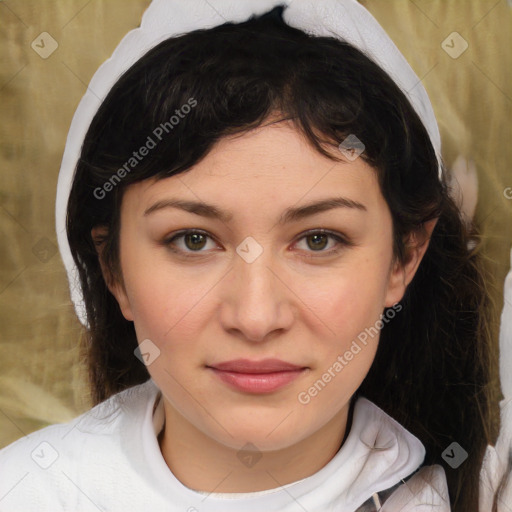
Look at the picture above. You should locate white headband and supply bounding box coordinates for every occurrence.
[55,0,443,328]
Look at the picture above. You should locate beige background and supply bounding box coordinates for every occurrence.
[0,0,511,449]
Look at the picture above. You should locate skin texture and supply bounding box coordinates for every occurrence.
[93,119,436,493]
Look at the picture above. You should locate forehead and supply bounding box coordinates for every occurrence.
[120,120,384,221]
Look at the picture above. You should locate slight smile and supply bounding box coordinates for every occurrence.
[206,359,309,394]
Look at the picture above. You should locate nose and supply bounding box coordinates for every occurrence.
[218,242,295,343]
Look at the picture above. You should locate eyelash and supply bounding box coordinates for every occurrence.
[162,229,352,259]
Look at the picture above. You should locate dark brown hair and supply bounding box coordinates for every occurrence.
[66,6,500,510]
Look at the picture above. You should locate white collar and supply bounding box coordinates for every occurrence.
[138,379,426,511]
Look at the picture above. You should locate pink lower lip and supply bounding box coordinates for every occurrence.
[208,368,305,393]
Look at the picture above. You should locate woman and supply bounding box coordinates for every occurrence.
[0,1,510,510]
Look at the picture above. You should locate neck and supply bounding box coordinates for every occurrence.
[157,397,355,493]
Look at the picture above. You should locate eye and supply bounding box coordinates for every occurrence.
[293,229,351,258]
[163,229,351,258]
[163,230,218,254]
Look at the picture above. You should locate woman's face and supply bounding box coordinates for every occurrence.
[106,120,418,452]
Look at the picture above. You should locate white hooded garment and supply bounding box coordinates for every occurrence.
[0,378,450,512]
[0,1,511,511]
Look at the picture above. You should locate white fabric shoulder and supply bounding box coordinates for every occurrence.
[479,246,512,511]
[0,380,159,511]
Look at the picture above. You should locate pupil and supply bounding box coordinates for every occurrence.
[309,234,327,251]
[186,233,206,250]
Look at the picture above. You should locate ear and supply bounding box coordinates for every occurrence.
[384,218,438,307]
[91,225,134,321]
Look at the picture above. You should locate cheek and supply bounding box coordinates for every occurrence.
[294,271,385,411]
[122,252,215,345]
[299,255,392,339]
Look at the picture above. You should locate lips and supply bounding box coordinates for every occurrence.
[206,359,307,394]
[208,358,305,373]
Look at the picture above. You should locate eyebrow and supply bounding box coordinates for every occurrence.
[143,196,367,224]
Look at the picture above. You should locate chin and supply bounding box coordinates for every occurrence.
[208,421,307,452]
